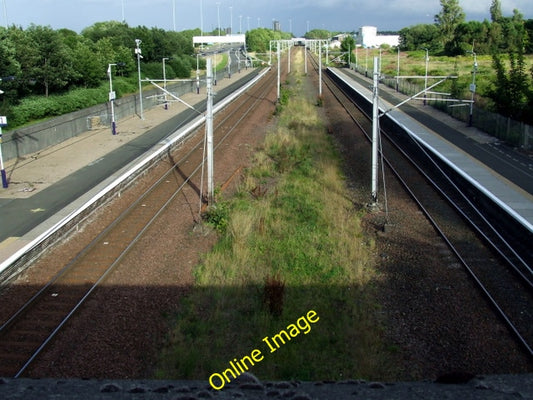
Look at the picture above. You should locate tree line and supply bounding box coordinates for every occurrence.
[0,21,202,127]
[399,0,531,55]
[399,0,533,124]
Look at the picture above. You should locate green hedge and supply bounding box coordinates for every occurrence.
[8,77,139,129]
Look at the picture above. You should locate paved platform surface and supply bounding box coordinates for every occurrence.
[339,67,533,197]
[0,66,258,264]
[1,374,533,399]
[330,67,533,230]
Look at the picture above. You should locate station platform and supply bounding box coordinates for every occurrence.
[0,66,259,267]
[328,67,533,233]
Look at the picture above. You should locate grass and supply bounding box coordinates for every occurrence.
[154,49,399,384]
[352,48,533,105]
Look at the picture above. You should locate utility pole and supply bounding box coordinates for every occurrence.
[206,58,214,205]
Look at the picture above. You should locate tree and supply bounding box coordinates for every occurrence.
[246,28,291,53]
[434,0,465,51]
[305,29,330,40]
[490,0,503,22]
[0,28,21,116]
[340,36,355,64]
[489,49,530,121]
[82,21,133,49]
[27,25,76,96]
[445,20,491,55]
[399,24,441,52]
[525,19,533,53]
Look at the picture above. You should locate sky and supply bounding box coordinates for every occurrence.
[1,0,533,36]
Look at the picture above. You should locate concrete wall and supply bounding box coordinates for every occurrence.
[1,79,198,162]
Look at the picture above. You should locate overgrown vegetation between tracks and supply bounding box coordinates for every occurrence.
[155,51,398,382]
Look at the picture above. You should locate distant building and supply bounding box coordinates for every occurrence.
[329,33,352,49]
[273,20,281,32]
[356,26,399,48]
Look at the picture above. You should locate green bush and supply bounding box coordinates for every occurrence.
[9,85,108,128]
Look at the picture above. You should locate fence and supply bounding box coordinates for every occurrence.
[0,57,246,163]
[349,63,533,150]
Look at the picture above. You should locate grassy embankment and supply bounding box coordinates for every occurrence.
[154,49,399,383]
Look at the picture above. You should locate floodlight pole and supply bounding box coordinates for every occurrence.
[371,57,380,205]
[206,58,214,205]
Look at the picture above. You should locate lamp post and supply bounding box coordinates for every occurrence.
[135,39,144,120]
[216,2,221,36]
[396,45,400,92]
[423,48,429,106]
[108,63,118,135]
[230,6,233,34]
[0,77,14,188]
[196,53,201,94]
[0,110,7,188]
[467,50,478,127]
[172,0,176,31]
[162,57,170,109]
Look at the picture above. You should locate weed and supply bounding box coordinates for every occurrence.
[263,273,285,317]
[202,203,229,233]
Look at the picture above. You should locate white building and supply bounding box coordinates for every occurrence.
[356,26,399,48]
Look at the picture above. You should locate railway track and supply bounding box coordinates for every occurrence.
[0,62,283,378]
[307,53,533,359]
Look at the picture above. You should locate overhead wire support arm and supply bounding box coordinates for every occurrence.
[380,76,458,117]
[144,79,203,115]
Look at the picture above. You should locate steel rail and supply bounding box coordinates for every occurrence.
[309,54,533,359]
[0,65,281,378]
